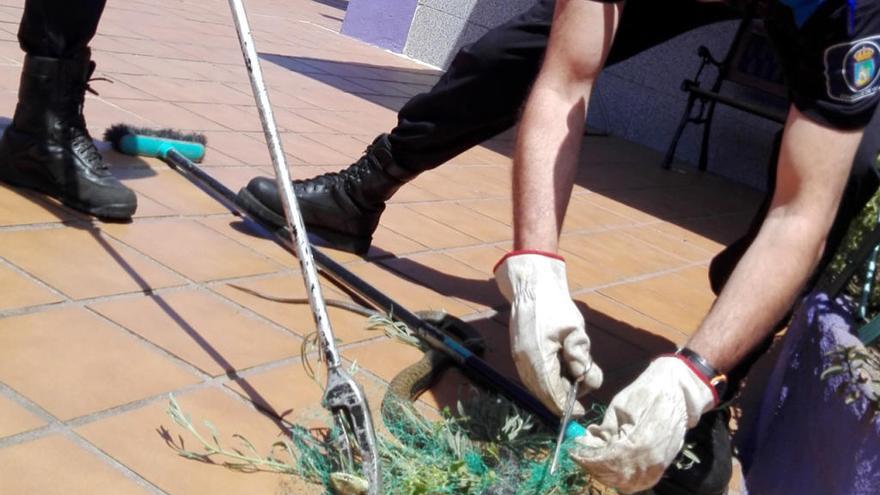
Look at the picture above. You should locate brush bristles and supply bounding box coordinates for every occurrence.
[103,124,207,150]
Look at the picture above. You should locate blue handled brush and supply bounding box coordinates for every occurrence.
[104,124,207,163]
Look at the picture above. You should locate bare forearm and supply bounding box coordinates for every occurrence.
[689,213,826,371]
[688,108,862,373]
[512,0,621,252]
[513,79,590,251]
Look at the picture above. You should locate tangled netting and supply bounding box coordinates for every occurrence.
[280,391,611,495]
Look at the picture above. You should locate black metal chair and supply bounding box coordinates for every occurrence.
[662,14,788,171]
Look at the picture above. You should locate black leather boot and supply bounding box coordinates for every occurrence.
[648,408,733,495]
[236,134,415,254]
[0,49,136,220]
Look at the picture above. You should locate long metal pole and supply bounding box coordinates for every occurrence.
[225,0,338,368]
[223,2,381,491]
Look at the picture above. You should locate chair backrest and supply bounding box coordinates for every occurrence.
[725,20,788,99]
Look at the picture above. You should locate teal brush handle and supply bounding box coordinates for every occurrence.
[119,134,205,162]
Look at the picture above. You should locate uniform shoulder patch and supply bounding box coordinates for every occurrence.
[824,36,880,103]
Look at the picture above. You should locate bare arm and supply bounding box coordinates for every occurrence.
[513,0,622,252]
[688,107,863,372]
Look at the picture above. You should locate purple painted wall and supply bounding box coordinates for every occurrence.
[341,0,419,53]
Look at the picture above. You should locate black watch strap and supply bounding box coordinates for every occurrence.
[675,347,728,401]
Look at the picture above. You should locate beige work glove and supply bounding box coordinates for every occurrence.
[494,251,603,416]
[571,356,716,494]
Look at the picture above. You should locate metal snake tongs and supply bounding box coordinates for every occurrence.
[226,0,382,491]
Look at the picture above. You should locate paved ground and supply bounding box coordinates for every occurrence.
[0,0,761,493]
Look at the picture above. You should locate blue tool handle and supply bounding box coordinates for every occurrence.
[565,421,586,439]
[119,134,205,162]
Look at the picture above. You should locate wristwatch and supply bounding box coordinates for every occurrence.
[675,347,728,402]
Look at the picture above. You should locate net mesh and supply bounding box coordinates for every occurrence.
[279,390,611,495]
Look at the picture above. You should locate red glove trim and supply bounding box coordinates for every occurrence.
[493,250,565,273]
[664,353,720,406]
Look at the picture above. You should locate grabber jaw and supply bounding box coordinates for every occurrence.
[323,366,382,495]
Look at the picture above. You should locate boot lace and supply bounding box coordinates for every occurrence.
[66,62,113,171]
[293,142,378,187]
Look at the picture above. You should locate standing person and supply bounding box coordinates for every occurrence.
[492,0,879,493]
[0,0,137,219]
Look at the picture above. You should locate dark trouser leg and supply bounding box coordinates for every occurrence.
[389,0,739,174]
[710,108,880,396]
[19,0,106,58]
[387,0,554,171]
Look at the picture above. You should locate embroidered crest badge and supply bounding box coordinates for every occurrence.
[825,36,880,102]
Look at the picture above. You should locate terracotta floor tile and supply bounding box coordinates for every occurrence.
[654,212,756,253]
[429,166,512,198]
[582,192,662,224]
[385,181,447,203]
[556,247,625,291]
[82,97,155,134]
[0,226,184,299]
[0,435,152,495]
[576,292,687,352]
[560,230,689,287]
[562,194,636,233]
[272,110,334,134]
[611,185,753,223]
[201,131,271,166]
[224,362,330,428]
[118,168,233,216]
[407,168,496,201]
[460,198,512,226]
[76,388,319,495]
[211,275,377,344]
[621,225,715,263]
[0,395,44,438]
[199,216,299,269]
[0,307,198,420]
[0,263,63,312]
[365,225,429,258]
[308,133,375,157]
[381,253,504,312]
[179,102,263,132]
[111,99,227,131]
[408,202,511,243]
[346,262,476,317]
[445,245,509,275]
[102,220,280,282]
[342,338,424,384]
[293,108,376,135]
[381,205,481,250]
[129,193,177,219]
[598,266,716,335]
[281,133,353,165]
[89,289,301,377]
[0,184,82,226]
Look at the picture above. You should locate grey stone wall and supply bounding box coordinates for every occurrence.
[400,1,777,191]
[403,0,536,68]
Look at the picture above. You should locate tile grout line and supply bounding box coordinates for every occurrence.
[0,334,392,448]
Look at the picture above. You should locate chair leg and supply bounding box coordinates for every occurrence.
[663,95,699,170]
[698,101,718,171]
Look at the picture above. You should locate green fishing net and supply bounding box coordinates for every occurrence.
[167,312,613,494]
[168,388,612,495]
[297,393,608,495]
